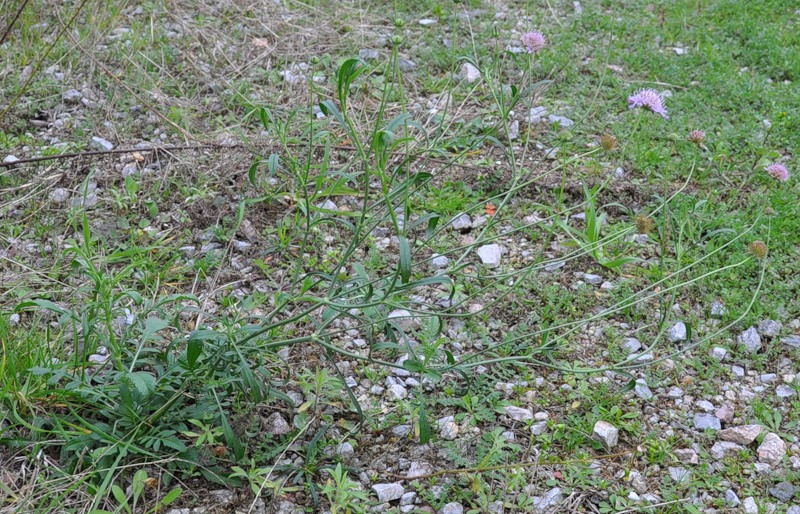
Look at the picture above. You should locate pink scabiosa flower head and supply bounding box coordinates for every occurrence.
[688,130,705,145]
[599,134,618,152]
[627,88,669,119]
[765,162,789,182]
[521,30,547,53]
[748,240,768,259]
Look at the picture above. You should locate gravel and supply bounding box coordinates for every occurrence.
[407,461,433,478]
[710,300,727,318]
[715,403,734,422]
[757,433,786,465]
[743,497,758,514]
[758,319,782,337]
[622,337,642,353]
[387,309,417,331]
[668,467,691,484]
[430,253,449,270]
[583,273,603,285]
[725,489,741,507]
[544,260,565,272]
[90,136,114,151]
[695,399,714,412]
[527,106,548,123]
[759,373,777,383]
[711,441,743,460]
[710,346,728,360]
[768,482,797,503]
[460,63,480,83]
[668,322,687,342]
[548,115,574,128]
[592,420,619,449]
[440,502,464,514]
[335,442,354,457]
[530,421,548,435]
[386,384,408,400]
[358,49,379,60]
[674,448,699,464]
[392,425,411,437]
[372,483,405,502]
[63,89,82,103]
[782,335,800,349]
[719,425,762,445]
[504,405,534,421]
[476,244,502,267]
[264,412,291,435]
[49,188,70,204]
[634,379,653,400]
[693,413,721,431]
[449,213,472,231]
[439,419,459,440]
[737,326,762,353]
[531,488,562,513]
[398,58,416,72]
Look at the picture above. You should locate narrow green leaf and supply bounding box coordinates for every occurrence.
[259,108,270,130]
[248,158,260,187]
[619,379,636,394]
[395,275,452,292]
[132,469,147,497]
[268,153,280,174]
[425,214,439,239]
[418,400,431,444]
[602,256,639,270]
[111,485,127,506]
[15,299,75,319]
[82,214,92,249]
[160,488,182,506]
[398,236,411,284]
[218,404,244,459]
[187,335,203,369]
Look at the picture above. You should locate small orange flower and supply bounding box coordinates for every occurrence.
[485,203,497,216]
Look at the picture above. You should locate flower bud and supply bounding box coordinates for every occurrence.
[600,134,617,152]
[748,241,767,258]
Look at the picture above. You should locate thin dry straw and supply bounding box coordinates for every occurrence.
[0,0,91,125]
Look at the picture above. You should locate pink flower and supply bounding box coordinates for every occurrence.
[688,130,705,144]
[765,163,789,182]
[521,31,547,53]
[628,88,669,119]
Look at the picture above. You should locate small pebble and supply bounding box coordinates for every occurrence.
[668,322,687,342]
[90,136,115,151]
[372,483,404,502]
[592,420,619,449]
